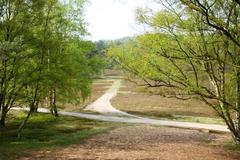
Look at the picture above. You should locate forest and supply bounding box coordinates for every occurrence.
[0,0,104,138]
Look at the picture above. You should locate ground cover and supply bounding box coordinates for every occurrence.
[112,80,223,124]
[16,125,240,160]
[0,110,123,160]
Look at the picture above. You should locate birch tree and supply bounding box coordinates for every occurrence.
[108,0,240,143]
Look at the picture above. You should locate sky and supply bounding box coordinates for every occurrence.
[84,0,156,41]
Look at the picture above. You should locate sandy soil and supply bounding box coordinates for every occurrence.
[17,72,238,160]
[84,79,125,114]
[18,125,239,160]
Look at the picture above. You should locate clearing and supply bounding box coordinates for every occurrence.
[4,70,240,159]
[18,125,239,160]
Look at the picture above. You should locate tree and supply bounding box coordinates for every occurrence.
[0,0,40,127]
[0,0,105,139]
[107,0,240,143]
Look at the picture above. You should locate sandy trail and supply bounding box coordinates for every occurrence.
[84,79,124,114]
[84,79,140,118]
[12,78,230,132]
[13,78,236,160]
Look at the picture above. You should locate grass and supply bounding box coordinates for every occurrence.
[169,115,225,125]
[121,110,225,125]
[151,114,224,125]
[111,80,227,125]
[224,141,240,151]
[0,110,123,160]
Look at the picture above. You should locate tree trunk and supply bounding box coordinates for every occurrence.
[49,90,54,115]
[33,100,39,113]
[0,56,7,127]
[18,82,39,139]
[18,109,32,140]
[52,89,58,117]
[0,107,7,127]
[235,69,240,143]
[18,100,36,139]
[49,89,58,117]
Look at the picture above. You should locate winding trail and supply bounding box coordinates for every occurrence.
[12,78,230,133]
[84,80,126,115]
[84,79,141,118]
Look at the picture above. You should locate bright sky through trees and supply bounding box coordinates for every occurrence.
[85,0,155,41]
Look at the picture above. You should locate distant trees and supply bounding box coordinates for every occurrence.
[107,0,240,143]
[0,0,104,138]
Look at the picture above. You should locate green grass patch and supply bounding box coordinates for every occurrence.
[124,110,225,125]
[170,115,225,125]
[220,140,240,155]
[0,110,123,160]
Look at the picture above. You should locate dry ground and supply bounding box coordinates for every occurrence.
[112,80,218,118]
[62,79,114,112]
[15,71,240,160]
[18,125,240,160]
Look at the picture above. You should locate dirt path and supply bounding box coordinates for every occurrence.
[12,78,230,132]
[84,79,131,116]
[18,125,239,160]
[14,78,239,160]
[83,79,229,132]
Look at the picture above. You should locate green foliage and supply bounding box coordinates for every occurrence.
[107,0,240,142]
[0,0,105,132]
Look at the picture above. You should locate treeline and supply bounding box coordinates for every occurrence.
[107,0,240,143]
[0,0,104,137]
